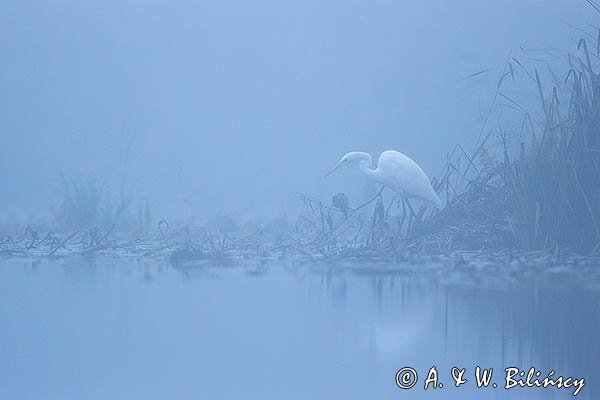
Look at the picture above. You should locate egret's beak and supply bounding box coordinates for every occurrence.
[324,161,343,177]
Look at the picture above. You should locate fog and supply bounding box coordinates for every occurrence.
[1,4,599,399]
[0,0,593,223]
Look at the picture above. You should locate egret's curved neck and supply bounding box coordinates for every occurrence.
[354,152,379,181]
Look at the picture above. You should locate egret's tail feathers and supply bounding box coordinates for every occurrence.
[421,187,442,208]
[413,192,442,209]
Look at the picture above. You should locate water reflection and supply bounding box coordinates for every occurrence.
[0,259,597,399]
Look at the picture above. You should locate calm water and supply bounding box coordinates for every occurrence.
[0,259,598,399]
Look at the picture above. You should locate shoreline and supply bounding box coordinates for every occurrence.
[2,226,599,272]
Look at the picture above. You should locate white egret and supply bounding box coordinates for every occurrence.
[325,150,442,208]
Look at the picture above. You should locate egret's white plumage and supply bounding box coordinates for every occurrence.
[326,150,442,208]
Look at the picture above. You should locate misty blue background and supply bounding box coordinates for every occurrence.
[1,3,598,399]
[0,0,592,221]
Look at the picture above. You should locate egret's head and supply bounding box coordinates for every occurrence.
[325,152,363,177]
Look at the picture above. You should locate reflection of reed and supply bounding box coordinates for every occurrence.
[502,279,598,399]
[438,274,597,399]
[310,268,599,399]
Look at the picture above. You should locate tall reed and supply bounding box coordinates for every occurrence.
[503,40,600,252]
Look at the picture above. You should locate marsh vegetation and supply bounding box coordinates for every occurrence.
[1,30,600,266]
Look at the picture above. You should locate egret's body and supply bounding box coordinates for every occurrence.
[326,150,442,208]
